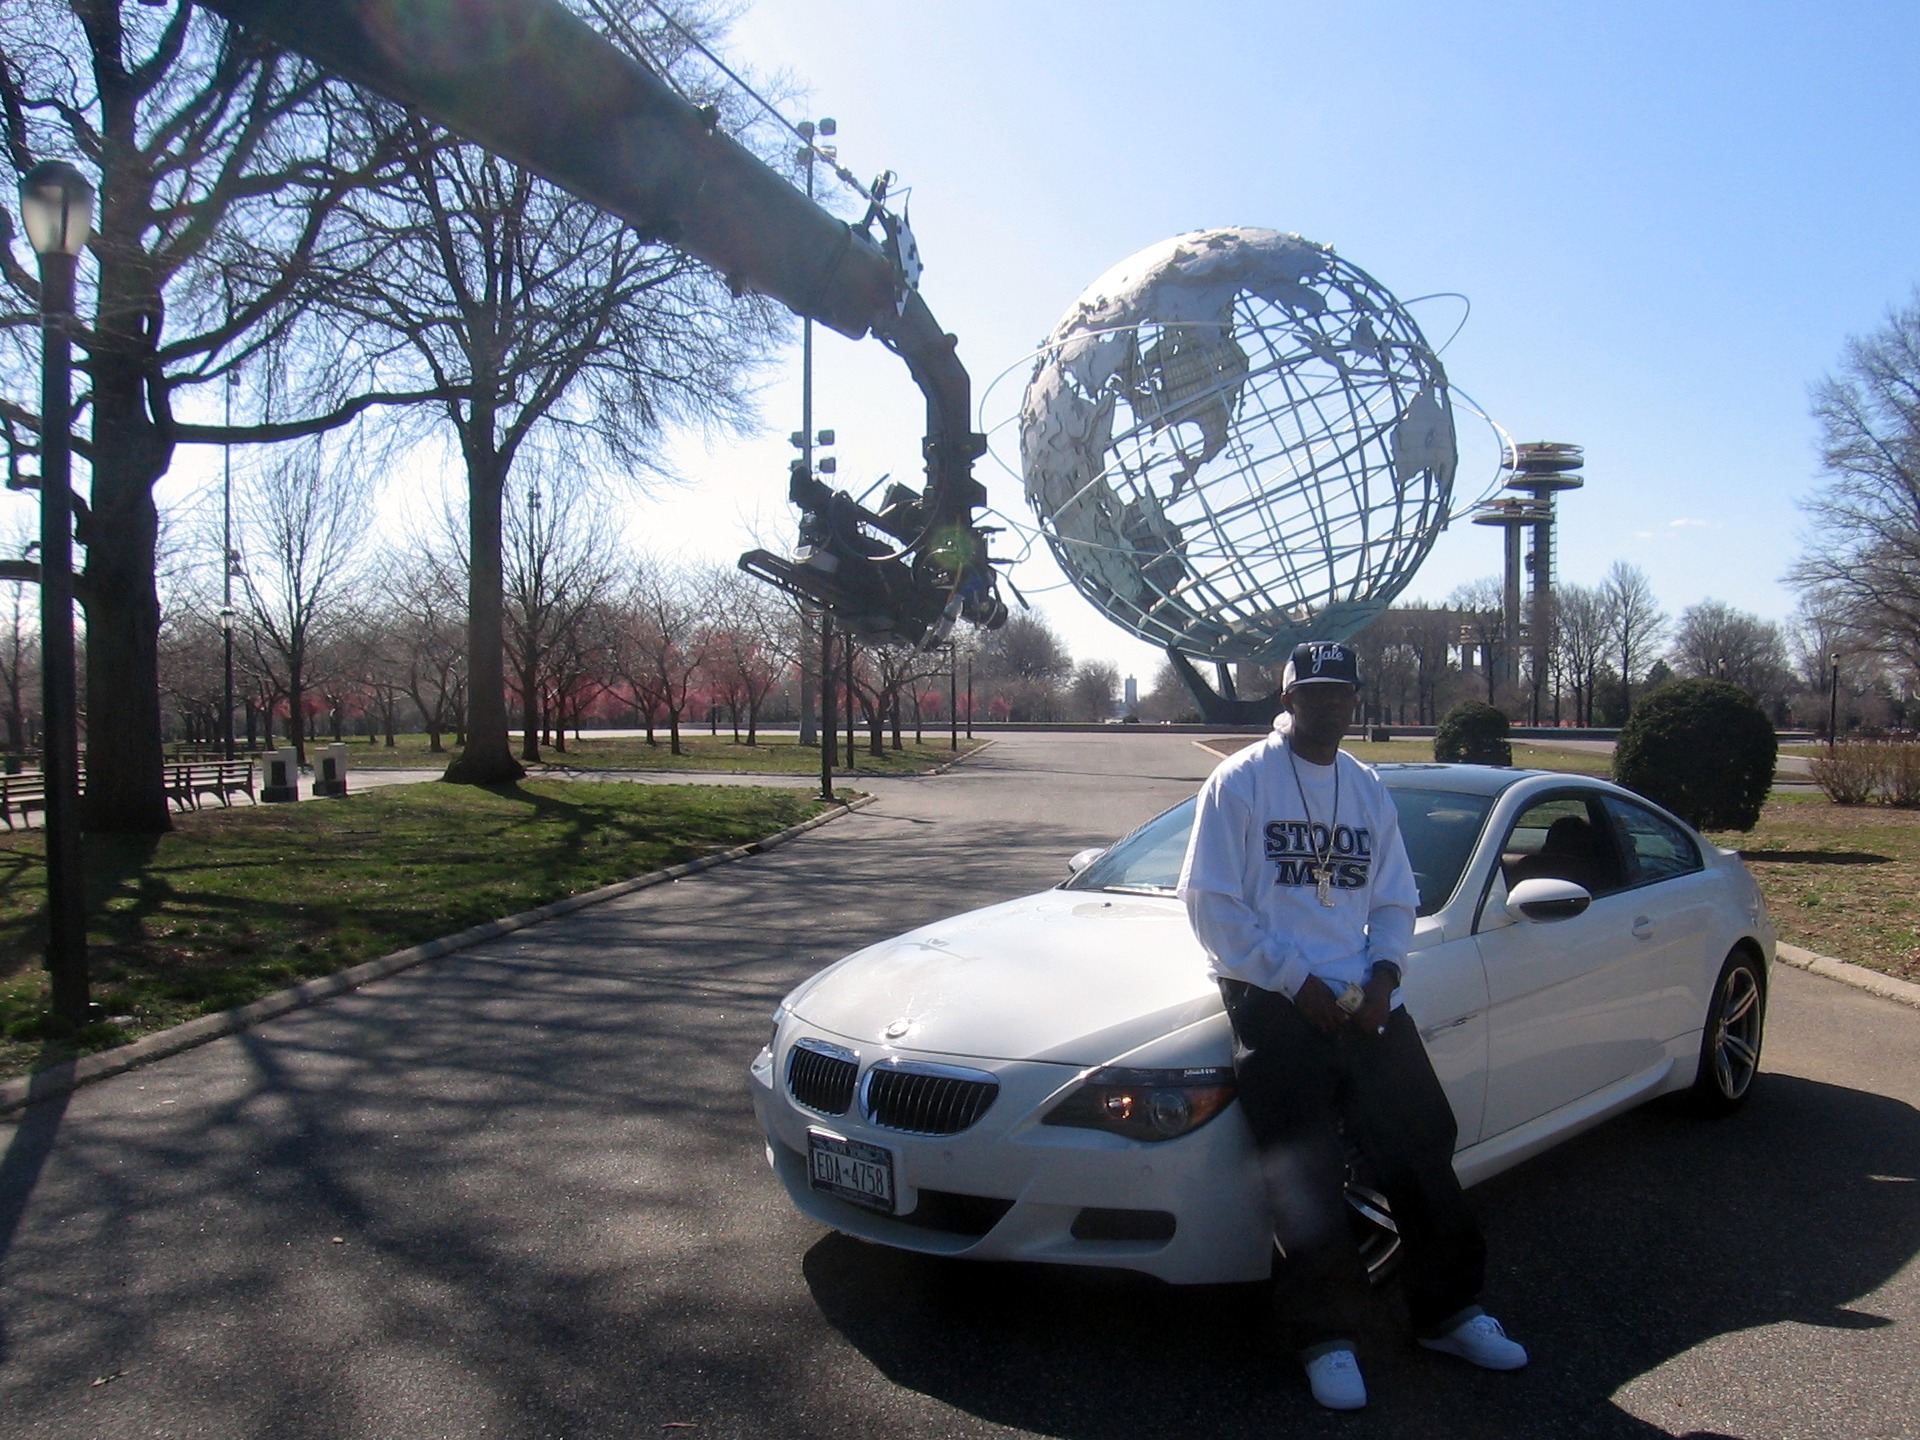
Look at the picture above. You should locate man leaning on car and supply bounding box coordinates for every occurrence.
[1176,640,1528,1412]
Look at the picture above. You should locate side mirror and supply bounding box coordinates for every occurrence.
[1066,846,1106,875]
[1506,876,1592,923]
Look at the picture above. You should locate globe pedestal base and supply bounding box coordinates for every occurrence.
[1167,649,1285,727]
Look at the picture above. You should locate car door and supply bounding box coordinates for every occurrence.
[1473,791,1670,1138]
[1597,793,1717,1045]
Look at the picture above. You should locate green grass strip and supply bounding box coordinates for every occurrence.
[314,733,985,774]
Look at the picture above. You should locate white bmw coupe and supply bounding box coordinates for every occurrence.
[751,765,1775,1284]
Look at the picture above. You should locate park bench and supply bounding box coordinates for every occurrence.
[164,759,256,812]
[0,771,46,830]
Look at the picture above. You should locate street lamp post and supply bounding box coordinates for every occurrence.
[1829,654,1840,753]
[21,160,93,1029]
[818,613,834,803]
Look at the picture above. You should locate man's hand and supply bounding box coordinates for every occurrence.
[1353,970,1396,1038]
[1292,975,1348,1035]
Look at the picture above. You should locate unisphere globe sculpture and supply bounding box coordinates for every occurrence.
[1020,227,1457,669]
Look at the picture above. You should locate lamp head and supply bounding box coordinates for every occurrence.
[19,160,94,258]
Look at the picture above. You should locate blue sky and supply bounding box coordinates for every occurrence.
[633,0,1920,680]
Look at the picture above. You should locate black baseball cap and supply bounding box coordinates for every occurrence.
[1282,641,1359,691]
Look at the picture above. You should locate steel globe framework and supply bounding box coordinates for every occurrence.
[1020,228,1457,672]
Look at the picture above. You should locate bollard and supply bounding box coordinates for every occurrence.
[260,748,299,803]
[314,742,349,798]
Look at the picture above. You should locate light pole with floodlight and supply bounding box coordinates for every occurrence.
[796,117,835,784]
[20,159,93,1028]
[222,369,239,759]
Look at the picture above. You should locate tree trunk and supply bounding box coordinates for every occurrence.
[82,474,171,832]
[444,463,525,785]
[518,659,541,763]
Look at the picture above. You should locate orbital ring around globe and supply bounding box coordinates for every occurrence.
[1015,227,1458,666]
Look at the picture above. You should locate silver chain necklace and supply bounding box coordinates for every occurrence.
[1287,743,1341,908]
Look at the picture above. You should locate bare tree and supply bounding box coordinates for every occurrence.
[619,563,712,756]
[1450,578,1509,707]
[232,446,371,765]
[502,475,619,763]
[975,611,1072,721]
[1600,561,1666,715]
[1790,295,1920,675]
[1671,599,1789,699]
[1066,660,1121,722]
[377,535,467,753]
[1552,584,1609,725]
[704,570,789,746]
[0,4,446,830]
[0,519,38,750]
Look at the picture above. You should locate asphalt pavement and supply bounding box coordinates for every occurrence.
[1,732,1915,1439]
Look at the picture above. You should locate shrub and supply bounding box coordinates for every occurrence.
[1810,744,1882,805]
[1883,743,1920,807]
[1434,701,1511,766]
[1614,679,1776,831]
[1810,745,1879,804]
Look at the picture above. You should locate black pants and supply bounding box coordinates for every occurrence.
[1219,978,1486,1354]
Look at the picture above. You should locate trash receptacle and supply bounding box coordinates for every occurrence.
[261,748,299,803]
[314,742,348,798]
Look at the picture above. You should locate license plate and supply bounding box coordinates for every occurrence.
[807,1129,895,1213]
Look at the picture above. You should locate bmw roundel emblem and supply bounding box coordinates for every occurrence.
[884,1017,912,1040]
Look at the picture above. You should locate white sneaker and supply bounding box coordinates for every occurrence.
[1304,1347,1367,1410]
[1419,1312,1529,1370]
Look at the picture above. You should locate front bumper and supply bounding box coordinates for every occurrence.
[750,1023,1272,1285]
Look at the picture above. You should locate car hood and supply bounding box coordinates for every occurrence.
[787,889,1222,1067]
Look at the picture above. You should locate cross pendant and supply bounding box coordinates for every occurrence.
[1314,866,1335,907]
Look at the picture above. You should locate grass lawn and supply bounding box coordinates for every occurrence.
[1708,796,1920,983]
[0,780,831,1082]
[307,731,983,776]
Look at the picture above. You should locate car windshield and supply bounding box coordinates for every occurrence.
[1062,787,1496,915]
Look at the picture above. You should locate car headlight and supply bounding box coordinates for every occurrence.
[751,1004,790,1090]
[1041,1066,1236,1143]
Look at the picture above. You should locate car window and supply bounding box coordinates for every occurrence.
[1388,788,1495,916]
[1602,795,1703,885]
[1063,787,1495,916]
[1064,796,1197,895]
[1498,794,1626,897]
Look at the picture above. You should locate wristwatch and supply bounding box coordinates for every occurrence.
[1368,961,1402,988]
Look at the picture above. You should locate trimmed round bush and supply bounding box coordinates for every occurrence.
[1435,701,1511,766]
[1613,679,1776,831]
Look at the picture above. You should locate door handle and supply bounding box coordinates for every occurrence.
[1632,915,1654,939]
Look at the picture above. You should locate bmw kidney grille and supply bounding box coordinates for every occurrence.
[786,1039,857,1115]
[861,1060,998,1135]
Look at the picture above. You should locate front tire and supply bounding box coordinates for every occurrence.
[1690,949,1765,1114]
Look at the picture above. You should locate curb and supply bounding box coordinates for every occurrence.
[921,738,994,775]
[0,794,878,1119]
[1775,942,1920,1012]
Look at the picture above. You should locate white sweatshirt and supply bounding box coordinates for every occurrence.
[1177,725,1418,1004]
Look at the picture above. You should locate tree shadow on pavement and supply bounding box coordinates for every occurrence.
[804,1074,1920,1440]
